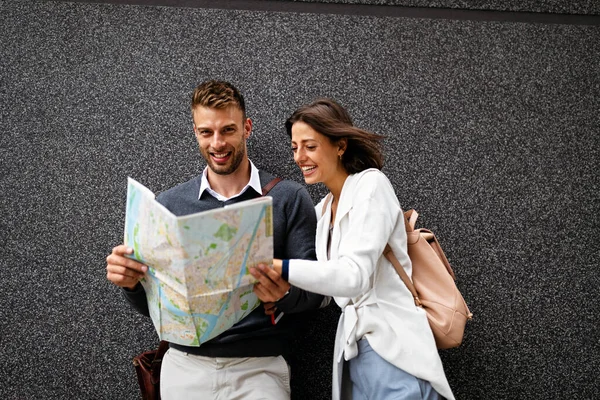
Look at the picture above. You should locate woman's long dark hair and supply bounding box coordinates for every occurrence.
[285,98,384,173]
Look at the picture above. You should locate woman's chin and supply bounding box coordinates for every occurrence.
[303,176,318,185]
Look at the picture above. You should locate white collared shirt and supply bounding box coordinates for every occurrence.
[198,160,262,201]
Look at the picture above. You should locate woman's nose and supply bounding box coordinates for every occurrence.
[294,148,305,164]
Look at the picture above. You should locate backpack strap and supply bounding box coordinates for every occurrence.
[385,209,420,305]
[404,209,418,232]
[261,177,282,196]
[383,245,422,307]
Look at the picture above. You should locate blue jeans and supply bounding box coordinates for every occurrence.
[347,339,441,400]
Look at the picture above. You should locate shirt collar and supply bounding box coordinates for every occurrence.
[198,160,262,201]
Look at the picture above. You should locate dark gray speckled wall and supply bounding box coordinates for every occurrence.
[1,0,598,399]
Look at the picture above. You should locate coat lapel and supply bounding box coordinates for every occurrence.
[316,175,355,264]
[333,174,354,227]
[315,198,332,262]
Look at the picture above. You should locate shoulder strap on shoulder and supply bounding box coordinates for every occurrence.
[383,245,421,307]
[404,209,418,232]
[261,177,282,196]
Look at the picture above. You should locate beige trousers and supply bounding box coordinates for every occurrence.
[160,347,291,400]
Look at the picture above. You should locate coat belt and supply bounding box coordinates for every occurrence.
[338,297,377,362]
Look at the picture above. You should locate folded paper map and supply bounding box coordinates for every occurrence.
[124,178,273,346]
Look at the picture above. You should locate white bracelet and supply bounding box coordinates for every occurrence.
[276,290,290,302]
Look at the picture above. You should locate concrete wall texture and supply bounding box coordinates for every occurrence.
[1,0,599,398]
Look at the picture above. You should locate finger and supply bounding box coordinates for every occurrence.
[251,266,291,301]
[257,264,287,285]
[106,264,145,280]
[106,253,147,273]
[249,266,266,281]
[263,306,276,316]
[253,283,280,303]
[106,270,139,289]
[253,283,274,302]
[112,244,134,256]
[250,267,276,289]
[257,266,291,295]
[261,301,277,316]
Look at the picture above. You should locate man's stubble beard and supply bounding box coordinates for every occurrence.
[204,141,247,176]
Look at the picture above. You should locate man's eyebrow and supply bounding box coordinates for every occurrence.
[196,123,238,130]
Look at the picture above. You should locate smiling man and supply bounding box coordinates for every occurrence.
[106,80,325,399]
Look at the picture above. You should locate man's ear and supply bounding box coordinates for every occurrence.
[244,118,253,139]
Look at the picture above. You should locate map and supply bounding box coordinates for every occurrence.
[124,178,273,346]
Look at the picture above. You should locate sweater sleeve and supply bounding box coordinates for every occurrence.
[274,185,327,313]
[288,172,402,298]
[121,283,150,317]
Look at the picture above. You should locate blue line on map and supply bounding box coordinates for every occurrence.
[144,204,267,344]
[147,273,219,326]
[199,204,266,342]
[207,204,267,277]
[238,205,266,285]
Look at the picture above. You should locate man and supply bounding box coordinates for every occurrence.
[106,80,324,399]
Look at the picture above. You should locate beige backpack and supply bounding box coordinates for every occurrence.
[384,209,472,349]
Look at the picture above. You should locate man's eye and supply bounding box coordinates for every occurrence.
[291,147,297,152]
[307,146,316,150]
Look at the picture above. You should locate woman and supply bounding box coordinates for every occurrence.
[261,99,454,399]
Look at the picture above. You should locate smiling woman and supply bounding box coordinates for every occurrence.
[290,121,346,187]
[286,99,384,222]
[267,98,456,400]
[286,99,384,176]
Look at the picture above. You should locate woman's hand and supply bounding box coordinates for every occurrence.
[272,259,282,274]
[250,261,290,306]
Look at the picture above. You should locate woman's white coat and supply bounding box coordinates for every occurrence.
[287,169,454,400]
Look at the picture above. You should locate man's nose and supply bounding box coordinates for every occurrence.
[211,132,226,148]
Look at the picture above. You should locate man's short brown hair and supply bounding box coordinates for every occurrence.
[191,80,246,119]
